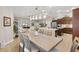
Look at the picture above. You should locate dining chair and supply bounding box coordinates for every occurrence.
[22,33,31,52]
[18,31,24,52]
[22,33,40,52]
[71,36,79,52]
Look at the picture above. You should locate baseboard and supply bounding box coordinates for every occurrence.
[1,39,14,48]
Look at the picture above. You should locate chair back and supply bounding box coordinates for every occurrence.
[18,31,24,43]
[71,36,79,52]
[22,33,31,52]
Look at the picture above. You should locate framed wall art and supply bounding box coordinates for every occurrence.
[3,16,11,26]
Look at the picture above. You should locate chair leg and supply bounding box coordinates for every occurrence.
[19,45,24,52]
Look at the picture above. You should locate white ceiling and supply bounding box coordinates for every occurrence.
[9,6,79,19]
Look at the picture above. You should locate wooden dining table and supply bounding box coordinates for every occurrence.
[23,29,63,52]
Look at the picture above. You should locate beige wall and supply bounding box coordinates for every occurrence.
[0,7,14,48]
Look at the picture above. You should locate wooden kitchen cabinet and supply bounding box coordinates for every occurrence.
[55,16,73,36]
[73,8,79,38]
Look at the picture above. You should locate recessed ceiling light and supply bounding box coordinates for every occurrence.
[35,7,38,10]
[66,10,70,12]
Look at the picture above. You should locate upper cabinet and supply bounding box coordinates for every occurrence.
[57,17,72,24]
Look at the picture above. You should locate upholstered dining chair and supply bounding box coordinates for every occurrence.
[22,33,40,52]
[18,31,24,52]
[71,36,79,52]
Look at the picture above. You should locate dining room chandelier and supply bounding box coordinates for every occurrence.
[29,7,47,20]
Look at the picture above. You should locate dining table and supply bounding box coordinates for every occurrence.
[23,29,63,52]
